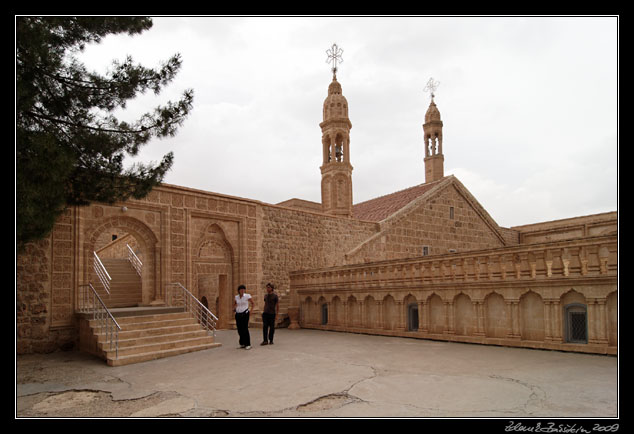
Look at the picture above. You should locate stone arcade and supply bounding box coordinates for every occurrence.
[16,50,617,361]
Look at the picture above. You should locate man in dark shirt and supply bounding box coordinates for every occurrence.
[261,283,279,345]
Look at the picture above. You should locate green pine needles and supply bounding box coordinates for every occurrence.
[16,17,194,250]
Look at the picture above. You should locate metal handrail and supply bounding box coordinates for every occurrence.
[78,283,121,359]
[167,282,218,336]
[126,244,142,276]
[93,251,111,294]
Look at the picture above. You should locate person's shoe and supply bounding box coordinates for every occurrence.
[245,345,251,350]
[269,341,274,345]
[260,341,268,346]
[239,345,246,349]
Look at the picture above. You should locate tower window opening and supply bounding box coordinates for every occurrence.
[427,137,439,156]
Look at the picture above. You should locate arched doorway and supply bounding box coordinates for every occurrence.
[194,223,234,329]
[85,216,159,307]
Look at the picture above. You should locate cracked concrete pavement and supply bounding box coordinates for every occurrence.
[16,328,618,418]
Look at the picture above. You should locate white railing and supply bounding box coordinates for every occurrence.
[126,244,142,276]
[78,283,121,360]
[166,283,218,336]
[93,251,111,294]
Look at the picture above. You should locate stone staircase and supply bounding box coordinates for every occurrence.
[82,307,221,367]
[80,256,222,366]
[97,258,142,308]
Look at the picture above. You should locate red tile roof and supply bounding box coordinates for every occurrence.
[353,179,444,222]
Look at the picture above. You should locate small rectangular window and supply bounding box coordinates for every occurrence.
[422,246,429,256]
[449,206,454,219]
[569,312,588,343]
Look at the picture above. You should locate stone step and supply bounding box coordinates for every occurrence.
[99,324,204,342]
[110,306,185,317]
[106,334,216,358]
[85,308,221,366]
[107,341,221,367]
[95,293,142,308]
[114,311,191,322]
[96,288,142,297]
[103,277,141,283]
[100,260,138,272]
[93,258,142,309]
[91,313,197,332]
[92,312,192,330]
[115,329,209,349]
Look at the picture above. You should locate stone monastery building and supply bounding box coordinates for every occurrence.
[16,62,617,365]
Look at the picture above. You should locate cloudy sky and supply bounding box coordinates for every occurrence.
[78,16,618,228]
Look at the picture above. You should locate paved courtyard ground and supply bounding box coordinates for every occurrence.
[16,328,619,421]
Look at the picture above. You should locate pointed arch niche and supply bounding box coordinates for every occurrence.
[193,221,237,329]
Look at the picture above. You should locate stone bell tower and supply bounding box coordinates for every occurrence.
[320,44,353,217]
[423,78,444,184]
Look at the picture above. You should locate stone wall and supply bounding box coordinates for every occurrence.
[17,208,78,354]
[259,203,379,300]
[512,211,617,244]
[346,183,513,263]
[16,184,262,352]
[130,184,260,329]
[96,233,139,260]
[291,234,618,355]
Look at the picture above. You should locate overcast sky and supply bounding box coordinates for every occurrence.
[78,16,618,228]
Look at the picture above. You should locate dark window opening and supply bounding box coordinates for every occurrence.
[407,303,419,331]
[565,304,588,344]
[321,304,328,325]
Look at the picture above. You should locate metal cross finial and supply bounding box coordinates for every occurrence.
[326,43,344,77]
[424,77,440,100]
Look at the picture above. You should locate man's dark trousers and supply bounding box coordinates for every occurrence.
[262,312,276,343]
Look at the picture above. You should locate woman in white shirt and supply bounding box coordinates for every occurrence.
[233,285,254,349]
